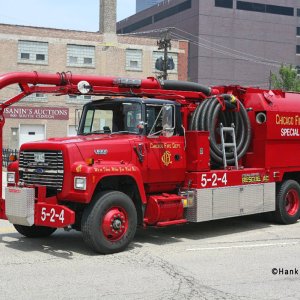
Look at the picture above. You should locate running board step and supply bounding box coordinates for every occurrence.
[157,219,187,227]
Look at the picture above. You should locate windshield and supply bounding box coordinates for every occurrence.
[79,102,142,135]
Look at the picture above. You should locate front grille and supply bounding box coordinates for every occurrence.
[19,151,64,190]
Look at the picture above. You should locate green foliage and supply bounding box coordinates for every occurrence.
[271,65,300,92]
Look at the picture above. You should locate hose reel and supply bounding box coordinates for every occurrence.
[189,95,251,167]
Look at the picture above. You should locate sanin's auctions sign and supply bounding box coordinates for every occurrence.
[4,106,69,120]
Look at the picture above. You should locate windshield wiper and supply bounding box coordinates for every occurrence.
[110,131,138,135]
[80,130,106,136]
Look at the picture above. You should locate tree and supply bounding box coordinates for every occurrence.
[271,65,300,92]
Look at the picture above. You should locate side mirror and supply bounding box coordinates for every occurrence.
[162,105,175,137]
[137,121,147,135]
[75,109,82,132]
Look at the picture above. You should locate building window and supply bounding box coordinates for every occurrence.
[18,40,48,65]
[67,44,95,68]
[237,1,265,13]
[297,45,300,54]
[36,54,45,61]
[126,49,142,71]
[24,93,48,102]
[215,0,233,9]
[297,8,300,17]
[297,27,300,36]
[237,1,294,16]
[266,4,294,16]
[154,0,192,22]
[69,56,78,64]
[20,53,30,60]
[152,51,178,73]
[83,57,93,65]
[66,95,92,103]
[122,17,153,34]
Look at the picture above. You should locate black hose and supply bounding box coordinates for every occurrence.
[162,80,212,96]
[190,96,251,167]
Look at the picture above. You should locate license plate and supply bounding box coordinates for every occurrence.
[34,152,45,163]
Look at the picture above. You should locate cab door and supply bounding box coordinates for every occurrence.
[144,104,186,184]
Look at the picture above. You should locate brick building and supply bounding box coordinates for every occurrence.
[118,0,300,87]
[0,0,188,149]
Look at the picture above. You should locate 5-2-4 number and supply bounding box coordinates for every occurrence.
[201,173,228,187]
[41,207,65,223]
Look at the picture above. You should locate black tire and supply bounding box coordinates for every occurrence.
[81,190,137,254]
[274,180,300,224]
[13,224,57,238]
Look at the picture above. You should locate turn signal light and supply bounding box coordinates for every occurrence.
[85,158,94,166]
[9,154,17,162]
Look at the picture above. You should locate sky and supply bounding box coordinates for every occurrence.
[0,0,136,32]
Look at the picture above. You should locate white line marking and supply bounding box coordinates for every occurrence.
[186,242,300,251]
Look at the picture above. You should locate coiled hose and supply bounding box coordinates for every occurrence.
[189,95,251,167]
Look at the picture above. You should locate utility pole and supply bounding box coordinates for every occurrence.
[157,29,172,80]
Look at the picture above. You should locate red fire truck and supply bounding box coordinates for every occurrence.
[0,71,299,254]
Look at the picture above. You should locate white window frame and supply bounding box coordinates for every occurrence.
[18,40,48,65]
[66,94,93,104]
[23,93,48,103]
[67,44,95,68]
[126,49,143,71]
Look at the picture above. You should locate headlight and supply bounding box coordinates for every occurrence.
[74,177,86,190]
[7,172,15,184]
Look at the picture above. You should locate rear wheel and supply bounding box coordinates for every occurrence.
[274,180,300,224]
[81,190,137,254]
[13,224,57,238]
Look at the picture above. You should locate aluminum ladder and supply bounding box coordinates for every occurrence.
[220,124,238,169]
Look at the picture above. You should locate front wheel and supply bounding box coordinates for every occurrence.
[81,191,137,254]
[274,180,300,224]
[13,224,57,238]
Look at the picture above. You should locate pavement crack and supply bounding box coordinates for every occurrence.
[140,253,248,300]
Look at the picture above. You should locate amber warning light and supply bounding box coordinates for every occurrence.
[9,154,17,162]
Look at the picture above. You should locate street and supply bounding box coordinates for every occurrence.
[1,215,300,299]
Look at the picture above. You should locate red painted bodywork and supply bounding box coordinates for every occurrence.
[35,203,75,228]
[0,72,300,228]
[144,194,185,225]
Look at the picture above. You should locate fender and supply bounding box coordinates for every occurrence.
[67,162,147,204]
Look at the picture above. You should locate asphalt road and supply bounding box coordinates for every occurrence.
[1,215,300,300]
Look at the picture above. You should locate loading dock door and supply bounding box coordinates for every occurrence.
[19,124,45,147]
